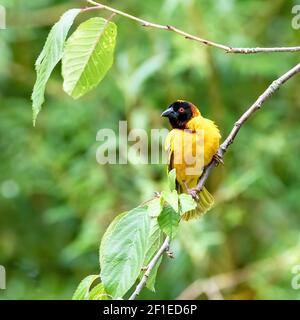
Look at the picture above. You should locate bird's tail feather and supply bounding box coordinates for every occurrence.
[181,186,215,221]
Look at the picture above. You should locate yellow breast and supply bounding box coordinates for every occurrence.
[165,115,221,188]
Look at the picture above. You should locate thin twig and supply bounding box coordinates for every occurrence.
[195,62,300,193]
[128,236,171,300]
[85,0,300,54]
[129,62,300,299]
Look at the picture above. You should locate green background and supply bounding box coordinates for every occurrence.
[1,0,300,299]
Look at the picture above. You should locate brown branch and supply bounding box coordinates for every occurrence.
[85,0,300,54]
[128,236,171,300]
[194,62,300,193]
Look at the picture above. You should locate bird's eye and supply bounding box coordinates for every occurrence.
[178,107,185,113]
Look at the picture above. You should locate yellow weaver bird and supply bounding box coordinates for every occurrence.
[162,100,221,220]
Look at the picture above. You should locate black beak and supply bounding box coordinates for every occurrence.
[161,107,173,117]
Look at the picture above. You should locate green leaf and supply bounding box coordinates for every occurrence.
[88,283,111,300]
[147,197,162,217]
[99,211,128,250]
[100,207,150,298]
[179,193,197,215]
[31,8,80,126]
[158,205,180,238]
[139,218,163,291]
[168,169,176,191]
[161,190,179,212]
[62,17,117,99]
[72,274,99,300]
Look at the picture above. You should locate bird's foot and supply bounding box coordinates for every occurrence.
[183,181,199,200]
[187,188,199,200]
[213,153,224,166]
[154,191,161,198]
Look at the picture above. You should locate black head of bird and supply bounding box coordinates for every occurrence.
[161,100,197,129]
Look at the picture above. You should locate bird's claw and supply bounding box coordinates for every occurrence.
[154,191,161,198]
[187,188,199,200]
[213,153,224,166]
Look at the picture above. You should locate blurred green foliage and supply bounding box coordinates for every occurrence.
[1,0,300,299]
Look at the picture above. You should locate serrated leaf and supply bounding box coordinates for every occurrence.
[161,190,179,212]
[158,205,180,238]
[147,198,162,217]
[168,169,176,191]
[179,193,197,215]
[31,8,80,126]
[99,211,128,249]
[139,218,163,291]
[72,274,99,300]
[62,17,117,99]
[88,283,111,300]
[100,207,150,298]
